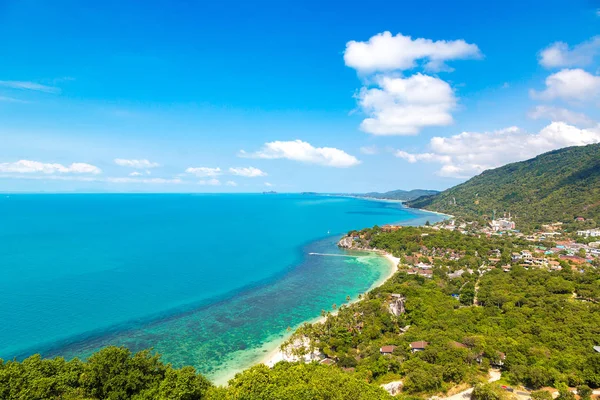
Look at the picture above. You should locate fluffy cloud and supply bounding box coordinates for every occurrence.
[394,122,600,178]
[264,182,274,187]
[185,167,222,177]
[539,36,600,68]
[114,158,160,169]
[0,160,101,174]
[357,74,456,135]
[528,105,595,127]
[531,69,600,101]
[344,32,480,136]
[229,167,267,177]
[0,80,60,93]
[344,31,481,73]
[226,181,237,187]
[197,178,221,186]
[240,140,360,167]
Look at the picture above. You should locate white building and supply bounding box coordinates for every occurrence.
[577,229,600,238]
[490,218,515,232]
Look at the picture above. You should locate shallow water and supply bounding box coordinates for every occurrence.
[0,194,442,380]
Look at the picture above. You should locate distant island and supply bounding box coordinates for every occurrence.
[350,189,440,202]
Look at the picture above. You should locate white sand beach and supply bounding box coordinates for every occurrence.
[260,251,400,368]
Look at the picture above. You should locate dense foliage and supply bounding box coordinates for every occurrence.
[0,347,212,400]
[285,228,600,395]
[0,347,393,400]
[407,143,600,230]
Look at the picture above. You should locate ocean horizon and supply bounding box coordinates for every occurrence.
[0,193,444,382]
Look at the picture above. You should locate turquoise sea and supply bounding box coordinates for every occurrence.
[0,194,443,382]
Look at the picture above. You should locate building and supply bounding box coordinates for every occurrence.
[380,345,397,355]
[410,341,429,352]
[382,225,402,232]
[577,229,600,238]
[490,218,515,232]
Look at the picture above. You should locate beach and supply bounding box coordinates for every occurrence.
[259,250,400,370]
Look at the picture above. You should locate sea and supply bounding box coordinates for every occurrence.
[0,193,443,382]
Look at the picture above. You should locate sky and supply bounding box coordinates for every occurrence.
[1,0,600,193]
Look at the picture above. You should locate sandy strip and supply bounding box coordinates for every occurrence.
[260,251,399,368]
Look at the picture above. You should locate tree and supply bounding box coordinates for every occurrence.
[576,385,592,400]
[471,383,502,400]
[531,390,553,400]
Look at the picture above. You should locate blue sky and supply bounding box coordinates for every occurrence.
[1,0,600,193]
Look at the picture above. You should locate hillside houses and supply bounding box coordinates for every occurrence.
[577,229,600,238]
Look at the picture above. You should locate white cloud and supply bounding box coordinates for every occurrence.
[264,182,274,187]
[357,74,456,135]
[539,36,600,68]
[198,178,221,186]
[241,140,360,167]
[185,167,222,177]
[360,145,378,155]
[114,158,160,169]
[344,32,480,136]
[394,122,600,178]
[344,31,481,73]
[0,80,60,93]
[528,105,595,127]
[226,181,237,186]
[0,160,101,174]
[531,69,600,101]
[129,171,143,177]
[229,166,267,177]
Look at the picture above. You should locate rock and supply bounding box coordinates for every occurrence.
[338,236,354,249]
[381,380,403,395]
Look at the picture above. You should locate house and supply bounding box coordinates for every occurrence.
[575,217,586,222]
[577,229,600,238]
[593,346,600,353]
[490,218,515,232]
[415,262,432,270]
[380,345,397,355]
[382,224,402,232]
[492,352,506,367]
[418,269,433,278]
[410,341,429,352]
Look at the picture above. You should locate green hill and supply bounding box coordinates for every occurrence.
[407,143,600,229]
[357,189,439,201]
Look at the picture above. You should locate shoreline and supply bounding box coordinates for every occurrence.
[258,249,399,370]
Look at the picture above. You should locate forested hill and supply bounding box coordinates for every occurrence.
[356,189,439,201]
[407,143,600,228]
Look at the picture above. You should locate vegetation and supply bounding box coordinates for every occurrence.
[0,346,393,400]
[407,143,600,230]
[283,227,600,395]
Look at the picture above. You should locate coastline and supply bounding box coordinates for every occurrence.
[257,250,399,371]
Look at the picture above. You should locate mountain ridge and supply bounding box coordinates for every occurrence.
[407,143,600,228]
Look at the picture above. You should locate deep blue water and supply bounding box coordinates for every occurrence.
[0,194,442,380]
